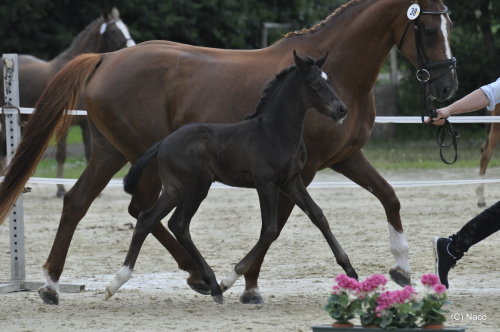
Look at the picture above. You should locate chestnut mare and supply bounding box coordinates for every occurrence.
[0,7,135,197]
[0,0,457,305]
[476,104,500,207]
[105,52,351,304]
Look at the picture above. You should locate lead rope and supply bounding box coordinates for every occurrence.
[420,81,459,164]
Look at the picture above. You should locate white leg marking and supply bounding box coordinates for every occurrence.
[105,266,133,300]
[42,267,60,292]
[220,268,242,290]
[116,20,136,47]
[388,225,410,272]
[440,15,452,58]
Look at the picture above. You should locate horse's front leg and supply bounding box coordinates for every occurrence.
[330,150,411,286]
[220,183,280,297]
[281,177,358,279]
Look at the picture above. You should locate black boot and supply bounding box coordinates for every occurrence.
[433,237,463,288]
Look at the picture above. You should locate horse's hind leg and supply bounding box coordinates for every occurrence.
[105,191,176,300]
[167,183,224,303]
[476,120,500,207]
[281,177,358,278]
[127,169,211,295]
[330,150,411,287]
[38,128,127,304]
[55,131,68,198]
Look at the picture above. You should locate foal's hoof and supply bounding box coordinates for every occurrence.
[38,286,59,305]
[389,267,411,287]
[212,294,224,304]
[187,279,211,295]
[239,288,264,304]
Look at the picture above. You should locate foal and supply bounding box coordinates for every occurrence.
[105,51,356,304]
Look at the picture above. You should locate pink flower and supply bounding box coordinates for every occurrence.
[432,283,447,294]
[358,274,387,293]
[375,286,416,313]
[421,273,440,287]
[335,274,360,291]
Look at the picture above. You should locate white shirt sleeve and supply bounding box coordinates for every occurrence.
[480,77,500,111]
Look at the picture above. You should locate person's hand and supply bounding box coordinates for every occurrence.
[425,107,450,126]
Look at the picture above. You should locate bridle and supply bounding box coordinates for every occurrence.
[398,2,459,164]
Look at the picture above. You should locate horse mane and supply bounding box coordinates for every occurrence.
[66,17,106,50]
[245,57,315,120]
[281,0,368,39]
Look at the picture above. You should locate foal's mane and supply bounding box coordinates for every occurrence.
[281,0,369,39]
[245,57,315,120]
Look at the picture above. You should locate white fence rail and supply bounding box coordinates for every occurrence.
[3,53,500,295]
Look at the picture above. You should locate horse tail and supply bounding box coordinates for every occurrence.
[0,53,102,224]
[123,141,162,195]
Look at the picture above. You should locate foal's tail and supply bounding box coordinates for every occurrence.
[0,53,102,224]
[123,141,162,195]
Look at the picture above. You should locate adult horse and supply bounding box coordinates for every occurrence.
[0,7,135,197]
[476,104,500,207]
[0,0,457,305]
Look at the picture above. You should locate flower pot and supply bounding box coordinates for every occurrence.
[422,324,444,329]
[332,321,354,328]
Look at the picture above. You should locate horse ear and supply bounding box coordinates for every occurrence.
[111,7,120,19]
[316,52,329,68]
[293,50,306,68]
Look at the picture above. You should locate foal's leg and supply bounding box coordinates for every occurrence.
[220,183,280,295]
[105,191,176,300]
[127,169,210,295]
[330,150,411,286]
[239,171,316,304]
[167,183,224,303]
[477,120,500,207]
[281,177,358,278]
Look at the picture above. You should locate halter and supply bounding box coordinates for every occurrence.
[398,2,459,164]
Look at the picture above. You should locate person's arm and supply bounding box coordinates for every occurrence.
[427,78,500,126]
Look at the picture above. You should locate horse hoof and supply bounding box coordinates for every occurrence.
[212,294,224,304]
[477,202,486,208]
[187,279,211,295]
[38,286,59,305]
[104,288,113,300]
[56,189,66,198]
[239,288,265,304]
[389,267,411,287]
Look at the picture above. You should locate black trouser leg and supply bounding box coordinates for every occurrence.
[450,201,500,255]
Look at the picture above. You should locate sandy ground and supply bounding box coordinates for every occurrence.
[1,167,499,331]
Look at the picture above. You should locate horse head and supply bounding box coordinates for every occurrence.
[293,50,348,123]
[98,7,136,51]
[396,0,458,102]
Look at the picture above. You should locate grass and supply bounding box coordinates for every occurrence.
[32,126,500,180]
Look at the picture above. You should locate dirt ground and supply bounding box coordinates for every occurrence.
[1,167,499,331]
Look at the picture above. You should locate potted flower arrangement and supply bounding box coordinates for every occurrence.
[418,274,449,329]
[315,273,466,331]
[324,274,362,327]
